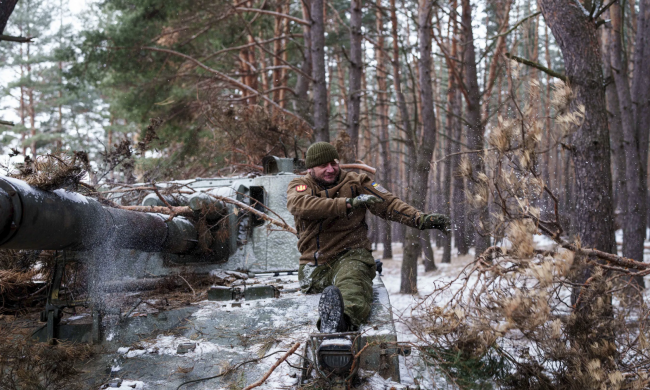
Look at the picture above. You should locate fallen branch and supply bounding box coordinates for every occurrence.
[205,193,297,235]
[534,222,650,270]
[242,341,301,390]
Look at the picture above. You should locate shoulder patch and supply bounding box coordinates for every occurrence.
[296,184,307,192]
[371,181,389,194]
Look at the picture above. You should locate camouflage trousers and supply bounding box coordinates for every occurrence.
[299,249,376,329]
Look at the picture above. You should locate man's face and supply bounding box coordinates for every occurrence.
[308,160,340,185]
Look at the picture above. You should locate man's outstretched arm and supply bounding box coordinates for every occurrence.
[361,177,450,232]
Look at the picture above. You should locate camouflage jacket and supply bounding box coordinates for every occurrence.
[286,170,422,265]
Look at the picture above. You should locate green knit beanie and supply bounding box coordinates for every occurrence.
[305,142,339,168]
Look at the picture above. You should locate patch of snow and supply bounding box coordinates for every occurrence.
[320,338,352,347]
[1,176,40,196]
[125,349,146,358]
[106,332,115,341]
[117,347,130,354]
[53,188,89,204]
[111,365,121,372]
[111,380,145,389]
[66,314,88,321]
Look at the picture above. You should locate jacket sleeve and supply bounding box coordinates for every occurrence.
[286,178,348,220]
[359,175,422,228]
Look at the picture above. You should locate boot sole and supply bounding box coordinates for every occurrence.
[319,286,345,333]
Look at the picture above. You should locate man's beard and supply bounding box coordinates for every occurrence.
[313,170,341,189]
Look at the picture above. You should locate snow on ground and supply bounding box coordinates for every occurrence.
[103,231,650,389]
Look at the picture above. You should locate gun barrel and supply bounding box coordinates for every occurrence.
[0,177,197,253]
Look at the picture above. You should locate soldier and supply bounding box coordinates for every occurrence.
[287,142,450,334]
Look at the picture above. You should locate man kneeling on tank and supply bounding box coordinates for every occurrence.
[287,142,451,336]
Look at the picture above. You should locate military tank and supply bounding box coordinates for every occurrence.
[0,157,408,389]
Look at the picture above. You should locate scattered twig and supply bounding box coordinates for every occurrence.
[177,275,195,298]
[242,342,300,390]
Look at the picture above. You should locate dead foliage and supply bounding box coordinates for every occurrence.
[0,329,93,390]
[100,138,136,183]
[9,152,92,191]
[205,103,311,167]
[137,117,162,154]
[412,64,650,389]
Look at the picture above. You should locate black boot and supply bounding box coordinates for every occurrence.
[318,286,347,333]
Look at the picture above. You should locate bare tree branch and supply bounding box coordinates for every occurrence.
[0,34,33,43]
[234,7,310,26]
[505,52,568,82]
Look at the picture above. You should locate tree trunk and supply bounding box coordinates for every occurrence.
[347,0,363,158]
[310,0,329,141]
[537,0,616,259]
[0,0,18,35]
[482,0,512,121]
[400,0,437,294]
[461,0,490,257]
[631,0,650,239]
[376,0,393,259]
[451,88,468,255]
[421,230,436,271]
[294,0,312,122]
[610,3,646,266]
[441,69,456,263]
[599,11,628,233]
[390,0,411,140]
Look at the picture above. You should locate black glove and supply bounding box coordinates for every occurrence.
[418,213,451,234]
[347,194,384,209]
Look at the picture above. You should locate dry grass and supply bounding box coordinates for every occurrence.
[0,326,94,390]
